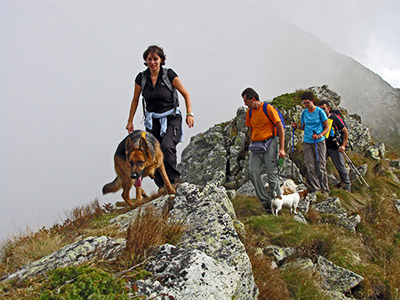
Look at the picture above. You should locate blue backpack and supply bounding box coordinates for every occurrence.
[249,102,286,136]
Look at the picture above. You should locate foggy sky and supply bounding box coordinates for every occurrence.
[1,0,399,242]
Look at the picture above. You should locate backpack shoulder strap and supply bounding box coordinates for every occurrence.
[161,68,174,92]
[140,71,147,92]
[161,67,179,114]
[263,103,277,136]
[140,71,147,117]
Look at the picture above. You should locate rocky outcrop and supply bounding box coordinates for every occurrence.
[2,182,258,300]
[112,182,258,300]
[307,197,361,232]
[283,256,363,298]
[2,236,126,282]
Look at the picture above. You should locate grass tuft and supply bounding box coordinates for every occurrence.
[125,204,186,264]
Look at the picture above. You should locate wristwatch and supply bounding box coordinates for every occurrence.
[187,112,194,117]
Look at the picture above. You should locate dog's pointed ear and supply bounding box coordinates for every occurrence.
[139,135,152,159]
[125,137,134,155]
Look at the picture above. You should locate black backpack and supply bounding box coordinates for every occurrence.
[140,67,179,115]
[330,109,352,150]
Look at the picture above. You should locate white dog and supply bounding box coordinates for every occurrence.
[271,189,308,216]
[280,179,298,195]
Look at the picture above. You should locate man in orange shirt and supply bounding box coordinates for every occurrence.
[242,88,285,213]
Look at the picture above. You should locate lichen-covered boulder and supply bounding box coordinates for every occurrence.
[316,256,364,292]
[178,107,253,190]
[309,85,342,107]
[236,174,269,197]
[2,236,126,282]
[283,256,363,297]
[178,125,228,186]
[311,197,361,232]
[366,142,385,160]
[135,244,243,300]
[133,182,258,300]
[345,116,372,152]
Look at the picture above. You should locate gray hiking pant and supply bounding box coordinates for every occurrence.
[304,141,329,193]
[249,137,281,210]
[327,148,351,187]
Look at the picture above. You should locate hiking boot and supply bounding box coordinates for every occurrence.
[344,185,351,192]
[262,202,272,214]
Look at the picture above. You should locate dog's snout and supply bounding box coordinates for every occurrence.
[130,173,139,179]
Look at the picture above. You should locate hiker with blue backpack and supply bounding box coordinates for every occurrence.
[292,91,330,195]
[242,87,285,213]
[126,45,194,188]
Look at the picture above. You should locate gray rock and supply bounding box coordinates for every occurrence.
[337,214,361,233]
[317,256,364,292]
[328,174,340,188]
[2,236,126,282]
[327,291,357,300]
[389,160,400,169]
[283,256,363,296]
[135,245,243,300]
[312,197,347,215]
[345,116,372,152]
[265,245,295,264]
[134,182,258,300]
[349,164,368,182]
[226,189,236,200]
[309,85,342,107]
[298,196,310,214]
[311,197,361,232]
[178,125,228,186]
[365,142,385,161]
[294,212,308,224]
[236,175,269,197]
[395,200,400,214]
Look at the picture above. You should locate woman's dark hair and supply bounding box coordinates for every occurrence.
[143,45,166,66]
[241,87,259,101]
[301,91,315,102]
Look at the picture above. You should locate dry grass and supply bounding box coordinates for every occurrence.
[0,200,120,277]
[0,228,67,277]
[244,228,291,300]
[125,204,186,264]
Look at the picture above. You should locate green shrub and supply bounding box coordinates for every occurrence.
[36,265,129,300]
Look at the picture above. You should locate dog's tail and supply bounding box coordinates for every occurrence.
[102,176,122,195]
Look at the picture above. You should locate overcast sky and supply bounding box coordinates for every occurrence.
[1,0,399,243]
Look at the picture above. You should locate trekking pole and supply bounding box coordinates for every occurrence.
[291,125,295,178]
[343,152,370,188]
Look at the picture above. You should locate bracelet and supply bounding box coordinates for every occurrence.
[187,112,194,117]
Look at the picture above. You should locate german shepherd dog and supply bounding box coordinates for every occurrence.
[102,130,175,206]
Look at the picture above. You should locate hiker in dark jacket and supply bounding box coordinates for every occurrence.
[318,100,351,191]
[126,45,194,188]
[292,91,330,195]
